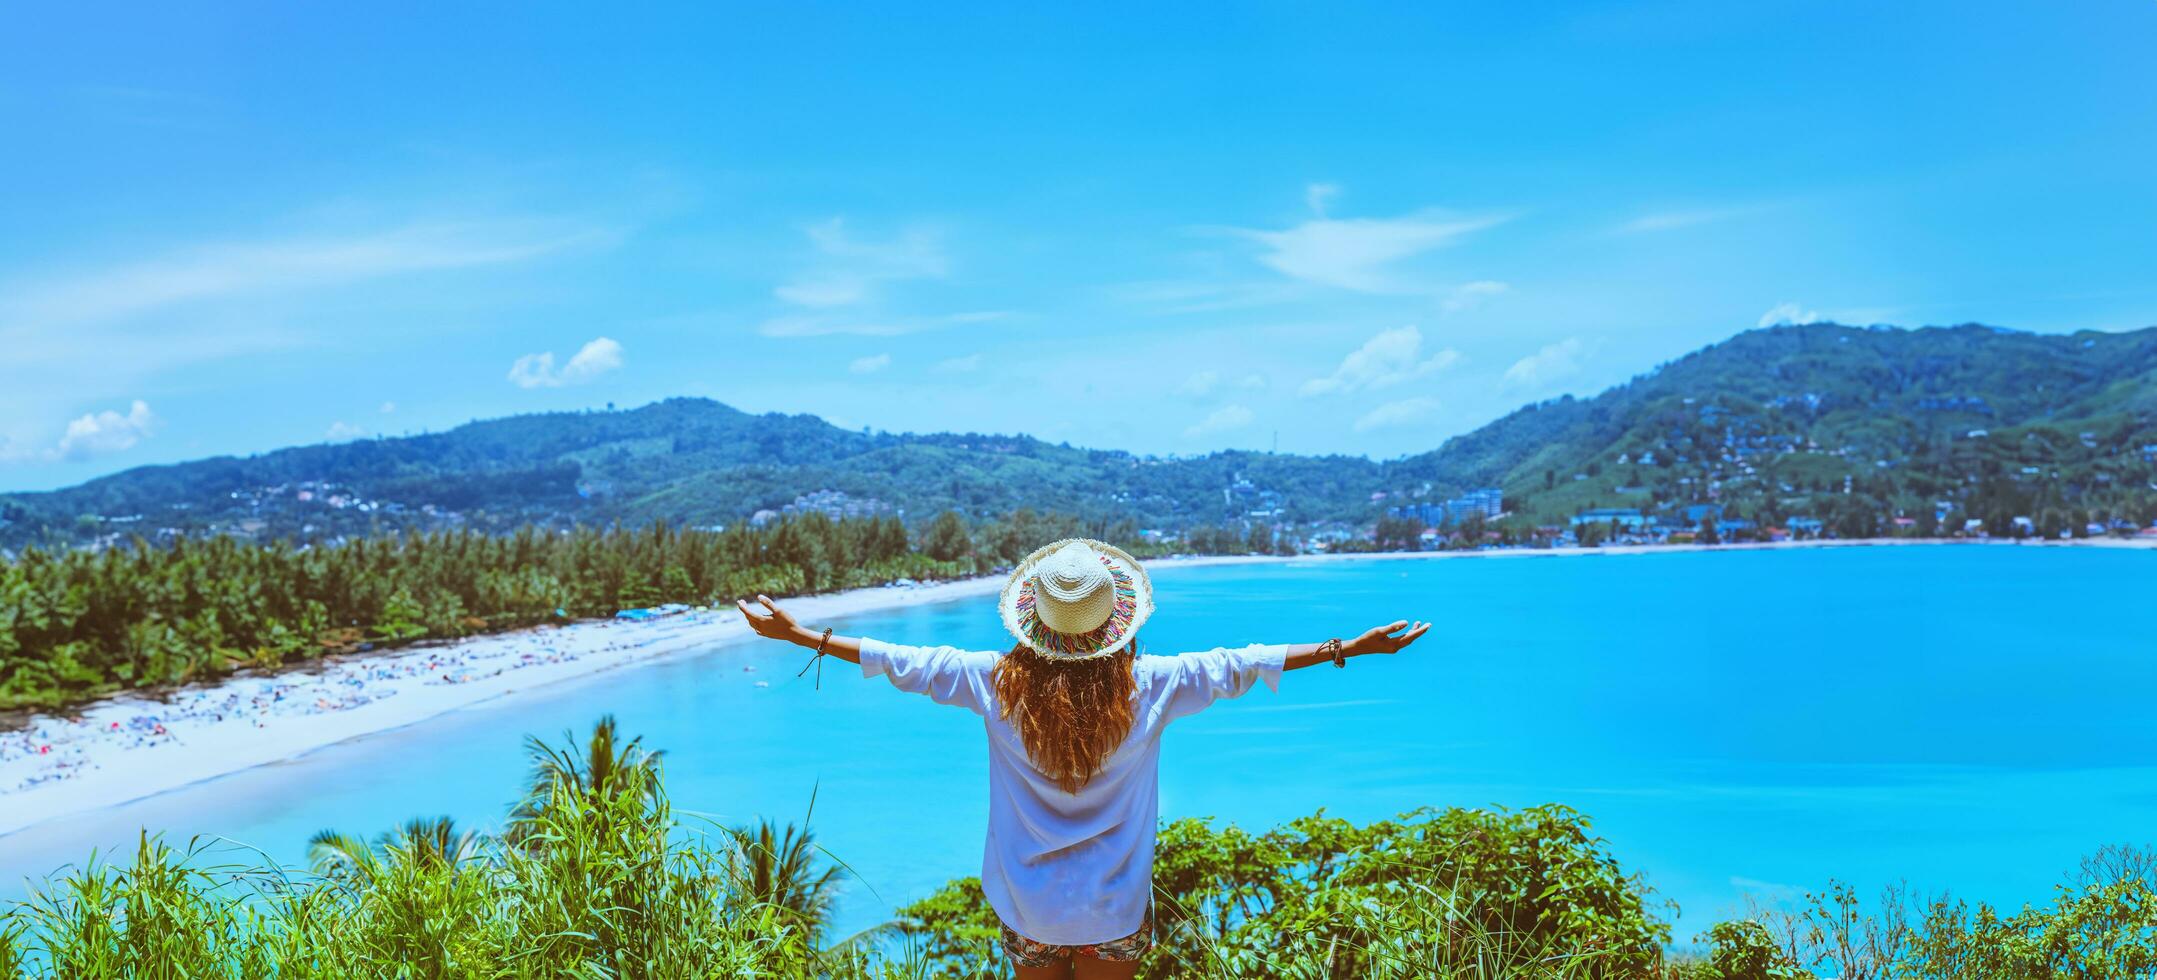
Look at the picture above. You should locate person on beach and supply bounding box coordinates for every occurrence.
[735,538,1429,979]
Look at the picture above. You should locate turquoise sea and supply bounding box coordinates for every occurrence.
[2,545,2152,942]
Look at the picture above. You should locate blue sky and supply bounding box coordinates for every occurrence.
[3,2,2154,491]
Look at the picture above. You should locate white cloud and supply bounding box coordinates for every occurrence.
[1184,404,1254,438]
[1300,326,1461,396]
[759,310,1009,337]
[1232,206,1505,293]
[805,218,946,276]
[1758,302,1824,328]
[378,401,397,414]
[1729,876,1805,901]
[1122,189,1502,314]
[1442,280,1509,313]
[1177,370,1221,398]
[562,338,625,380]
[1621,209,1734,234]
[0,216,616,465]
[1111,279,1308,315]
[773,278,866,308]
[934,353,982,373]
[326,420,368,441]
[1304,182,1341,218]
[1616,203,1774,235]
[1181,370,1269,399]
[848,353,891,374]
[760,220,1009,343]
[509,336,624,389]
[773,218,948,310]
[30,400,161,462]
[1503,338,1587,389]
[0,221,612,331]
[506,354,554,388]
[1353,396,1441,432]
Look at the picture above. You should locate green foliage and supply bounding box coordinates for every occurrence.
[617,569,664,611]
[894,804,1673,979]
[3,722,2154,977]
[1694,920,1813,979]
[0,723,866,978]
[1373,514,1425,551]
[886,877,1004,974]
[731,819,843,944]
[1893,875,2157,978]
[371,587,428,642]
[1722,862,2157,980]
[922,511,972,563]
[308,816,482,884]
[1397,324,2157,530]
[0,515,1007,714]
[0,396,1395,550]
[887,812,2157,978]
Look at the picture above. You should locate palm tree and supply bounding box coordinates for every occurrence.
[731,818,842,940]
[308,816,480,883]
[507,714,663,846]
[306,830,381,883]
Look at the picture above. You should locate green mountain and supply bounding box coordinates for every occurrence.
[1392,323,2157,534]
[0,399,1385,549]
[5,323,2154,550]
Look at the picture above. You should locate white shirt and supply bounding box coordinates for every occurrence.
[860,638,1289,945]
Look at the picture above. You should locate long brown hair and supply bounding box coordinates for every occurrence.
[991,643,1138,794]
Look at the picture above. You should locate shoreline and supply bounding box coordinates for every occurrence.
[1,536,2145,838]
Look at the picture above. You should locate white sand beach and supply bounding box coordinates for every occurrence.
[1,537,2145,837]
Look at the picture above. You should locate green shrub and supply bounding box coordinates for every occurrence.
[894,804,1672,979]
[6,720,2150,979]
[1696,920,1812,979]
[0,731,839,978]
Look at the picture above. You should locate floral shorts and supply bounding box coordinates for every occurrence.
[998,907,1153,967]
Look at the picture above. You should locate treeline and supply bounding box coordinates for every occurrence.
[6,718,2153,977]
[0,509,1293,714]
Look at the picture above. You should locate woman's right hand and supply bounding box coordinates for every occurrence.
[1346,620,1430,657]
[735,594,805,644]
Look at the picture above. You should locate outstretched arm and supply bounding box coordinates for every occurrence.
[735,594,993,712]
[1282,620,1430,671]
[734,595,862,665]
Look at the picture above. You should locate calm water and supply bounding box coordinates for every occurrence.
[3,546,2152,941]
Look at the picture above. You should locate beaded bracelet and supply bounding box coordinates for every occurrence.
[1321,637,1345,669]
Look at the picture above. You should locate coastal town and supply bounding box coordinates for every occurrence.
[12,457,2157,563]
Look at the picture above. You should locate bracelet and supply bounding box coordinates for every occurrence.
[1321,637,1345,669]
[796,626,834,689]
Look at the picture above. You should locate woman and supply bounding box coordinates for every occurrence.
[735,538,1428,979]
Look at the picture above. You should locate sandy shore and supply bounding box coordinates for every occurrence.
[1,537,2145,837]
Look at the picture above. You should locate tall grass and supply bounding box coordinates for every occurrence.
[4,723,2150,977]
[0,781,830,977]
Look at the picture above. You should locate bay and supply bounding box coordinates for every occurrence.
[2,545,2151,942]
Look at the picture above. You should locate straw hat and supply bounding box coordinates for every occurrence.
[998,538,1154,660]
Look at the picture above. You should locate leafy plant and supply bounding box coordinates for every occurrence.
[3,722,2153,977]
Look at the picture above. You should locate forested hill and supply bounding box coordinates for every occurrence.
[4,322,2155,549]
[0,397,1387,548]
[1390,323,2157,530]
